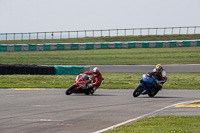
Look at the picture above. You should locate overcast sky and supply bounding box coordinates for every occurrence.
[0,0,200,33]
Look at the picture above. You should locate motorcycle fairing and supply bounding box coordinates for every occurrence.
[140,73,157,94]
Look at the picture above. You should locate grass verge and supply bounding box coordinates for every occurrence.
[0,47,200,65]
[0,72,199,89]
[104,116,200,133]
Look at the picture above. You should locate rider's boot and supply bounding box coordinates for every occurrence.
[89,86,98,95]
[89,89,94,95]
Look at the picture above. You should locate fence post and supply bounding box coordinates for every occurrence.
[194,26,196,34]
[29,33,31,41]
[93,30,94,37]
[179,27,181,35]
[156,28,158,35]
[60,31,62,39]
[133,29,134,36]
[22,33,24,41]
[77,31,78,38]
[14,33,15,42]
[164,28,166,35]
[37,32,39,41]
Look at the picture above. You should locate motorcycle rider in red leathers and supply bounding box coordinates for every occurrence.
[83,67,103,94]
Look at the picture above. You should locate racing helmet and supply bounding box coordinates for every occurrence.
[93,67,100,77]
[156,64,163,72]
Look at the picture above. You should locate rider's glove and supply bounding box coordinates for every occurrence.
[87,84,93,88]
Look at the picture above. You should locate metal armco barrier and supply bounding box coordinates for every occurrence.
[0,40,200,52]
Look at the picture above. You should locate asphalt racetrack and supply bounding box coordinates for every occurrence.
[1,89,200,133]
[1,64,200,133]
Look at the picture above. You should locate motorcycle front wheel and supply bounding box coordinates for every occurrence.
[66,85,76,95]
[148,89,159,97]
[84,89,90,95]
[133,86,143,97]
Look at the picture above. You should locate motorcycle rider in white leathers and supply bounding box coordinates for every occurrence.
[152,64,167,90]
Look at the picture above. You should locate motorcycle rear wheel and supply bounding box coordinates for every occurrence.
[66,85,76,95]
[133,86,143,97]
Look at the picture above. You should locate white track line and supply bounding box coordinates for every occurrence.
[93,100,200,133]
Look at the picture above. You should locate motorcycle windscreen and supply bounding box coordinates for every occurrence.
[79,74,90,81]
[142,74,154,84]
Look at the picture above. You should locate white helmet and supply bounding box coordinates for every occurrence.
[92,67,100,77]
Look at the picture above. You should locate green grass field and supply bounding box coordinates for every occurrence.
[0,72,199,89]
[0,47,200,65]
[105,116,200,133]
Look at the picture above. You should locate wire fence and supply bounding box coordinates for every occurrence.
[0,26,200,42]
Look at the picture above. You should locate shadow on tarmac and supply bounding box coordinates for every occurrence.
[65,94,116,96]
[134,96,183,99]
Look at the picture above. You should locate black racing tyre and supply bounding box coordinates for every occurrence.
[84,89,90,95]
[133,86,143,97]
[66,85,76,95]
[148,89,159,97]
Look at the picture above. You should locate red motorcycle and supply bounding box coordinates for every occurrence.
[65,74,93,95]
